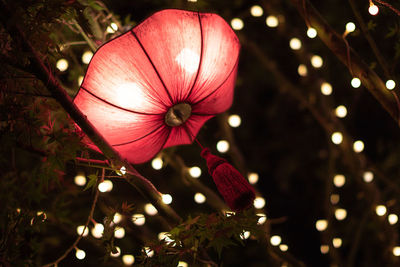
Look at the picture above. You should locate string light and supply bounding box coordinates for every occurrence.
[178,261,188,267]
[279,244,289,252]
[393,246,400,256]
[119,166,126,175]
[330,194,340,205]
[307,27,317,38]
[248,172,259,184]
[333,174,346,188]
[110,246,121,257]
[311,55,323,68]
[331,132,343,145]
[332,238,342,248]
[386,80,396,90]
[78,75,84,86]
[98,180,113,192]
[189,166,202,178]
[353,140,364,153]
[231,18,244,30]
[388,214,398,225]
[254,197,266,209]
[345,22,356,33]
[266,15,279,27]
[75,249,86,260]
[363,171,374,183]
[74,173,86,186]
[321,82,333,95]
[144,247,154,257]
[158,232,174,243]
[250,5,263,17]
[217,140,230,153]
[320,245,329,254]
[228,114,242,127]
[91,223,104,238]
[240,231,251,240]
[335,208,347,220]
[114,227,125,239]
[132,214,146,226]
[289,38,302,50]
[376,205,387,216]
[122,255,135,265]
[81,50,93,64]
[162,194,173,204]
[151,157,163,170]
[56,59,69,72]
[187,0,197,2]
[351,77,361,88]
[144,203,158,216]
[298,64,308,76]
[270,235,282,246]
[257,213,267,225]
[194,192,206,204]
[368,3,379,16]
[335,105,347,118]
[113,212,122,224]
[315,219,328,231]
[107,23,118,34]
[76,225,89,237]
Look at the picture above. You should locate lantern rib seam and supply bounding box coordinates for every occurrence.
[112,124,165,146]
[184,12,204,102]
[80,86,164,116]
[130,30,175,105]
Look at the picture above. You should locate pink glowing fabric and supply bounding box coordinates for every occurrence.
[74,9,240,164]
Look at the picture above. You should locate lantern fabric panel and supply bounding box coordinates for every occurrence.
[132,9,202,104]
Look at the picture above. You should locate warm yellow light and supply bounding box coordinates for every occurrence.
[76,225,89,237]
[335,209,347,220]
[320,245,329,254]
[270,235,282,246]
[162,194,173,204]
[248,172,259,184]
[189,166,202,178]
[376,205,387,216]
[106,25,116,34]
[110,246,121,257]
[393,246,400,256]
[217,140,230,153]
[333,174,346,188]
[311,55,323,68]
[351,77,361,88]
[110,22,118,31]
[266,15,279,27]
[114,227,125,239]
[335,105,347,118]
[144,247,154,257]
[158,232,174,243]
[74,173,86,186]
[113,212,122,224]
[228,114,242,127]
[91,223,104,238]
[144,203,158,216]
[369,4,379,15]
[194,192,206,204]
[151,157,163,170]
[231,18,244,30]
[298,64,308,76]
[240,231,251,240]
[56,58,69,71]
[321,82,333,95]
[289,38,302,50]
[257,213,267,225]
[119,166,126,175]
[346,22,356,33]
[279,244,289,252]
[76,249,86,260]
[81,50,93,64]
[307,27,317,38]
[386,80,396,90]
[122,254,135,265]
[315,219,328,231]
[254,197,266,209]
[132,214,146,226]
[353,140,364,153]
[78,75,84,86]
[332,238,342,248]
[178,261,188,267]
[98,180,113,192]
[331,132,343,145]
[330,194,340,205]
[388,214,398,225]
[187,0,197,2]
[250,5,264,17]
[363,171,374,183]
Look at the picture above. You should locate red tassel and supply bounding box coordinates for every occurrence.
[200,148,256,212]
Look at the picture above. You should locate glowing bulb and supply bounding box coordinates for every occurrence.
[333,174,346,188]
[321,82,333,95]
[231,18,244,30]
[307,27,317,38]
[250,5,263,17]
[315,219,328,231]
[194,192,206,204]
[114,227,125,239]
[289,38,302,50]
[144,247,154,257]
[106,25,116,33]
[254,197,266,209]
[298,64,308,76]
[217,140,230,153]
[228,114,242,127]
[81,50,93,64]
[335,209,347,220]
[158,232,174,243]
[144,203,158,216]
[388,214,398,225]
[266,15,279,27]
[346,22,356,33]
[110,22,118,31]
[248,172,259,184]
[280,244,288,252]
[351,77,361,88]
[110,246,121,257]
[376,205,387,216]
[119,166,126,175]
[175,48,200,73]
[257,213,267,224]
[78,75,84,86]
[189,166,202,178]
[335,105,347,118]
[178,261,188,267]
[91,223,104,238]
[393,246,400,256]
[270,235,282,246]
[74,173,86,186]
[363,171,374,183]
[353,140,364,153]
[151,157,163,170]
[333,238,342,248]
[369,4,379,15]
[122,255,135,265]
[98,180,113,192]
[76,249,86,260]
[331,132,343,145]
[311,55,323,68]
[162,194,173,204]
[187,0,197,2]
[386,80,396,90]
[330,194,340,205]
[56,59,69,72]
[132,214,145,226]
[76,225,89,237]
[320,245,329,254]
[240,231,251,240]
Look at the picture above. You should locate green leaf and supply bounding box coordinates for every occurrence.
[83,173,97,191]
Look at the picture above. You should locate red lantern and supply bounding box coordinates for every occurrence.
[74,9,255,211]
